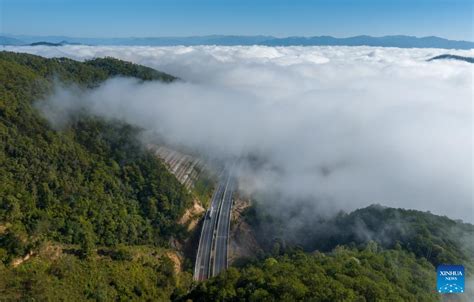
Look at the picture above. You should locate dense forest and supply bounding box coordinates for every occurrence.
[0,51,188,257]
[245,203,474,270]
[0,245,193,301]
[186,245,438,301]
[1,51,470,301]
[0,51,196,300]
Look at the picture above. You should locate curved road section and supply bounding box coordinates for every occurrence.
[194,169,235,280]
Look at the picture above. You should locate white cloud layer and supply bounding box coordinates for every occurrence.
[8,45,473,222]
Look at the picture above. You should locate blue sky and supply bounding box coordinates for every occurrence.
[1,0,472,40]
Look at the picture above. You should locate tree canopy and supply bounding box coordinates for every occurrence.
[0,51,189,263]
[186,245,438,302]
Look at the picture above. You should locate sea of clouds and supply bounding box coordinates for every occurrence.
[6,45,473,222]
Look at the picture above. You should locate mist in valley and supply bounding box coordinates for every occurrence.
[12,45,472,224]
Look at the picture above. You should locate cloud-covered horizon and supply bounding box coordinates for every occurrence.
[9,45,473,222]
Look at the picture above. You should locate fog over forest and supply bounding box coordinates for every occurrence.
[9,45,472,222]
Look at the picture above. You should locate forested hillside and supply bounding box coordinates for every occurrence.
[305,205,474,269]
[245,203,474,271]
[185,245,438,301]
[0,52,194,300]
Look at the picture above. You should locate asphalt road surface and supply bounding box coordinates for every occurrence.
[193,178,225,281]
[213,174,234,276]
[193,169,235,280]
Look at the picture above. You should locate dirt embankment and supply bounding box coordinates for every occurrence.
[179,198,205,232]
[165,251,183,274]
[229,197,261,264]
[176,197,207,271]
[11,251,34,268]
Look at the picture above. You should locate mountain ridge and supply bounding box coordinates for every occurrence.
[428,54,474,63]
[1,34,473,49]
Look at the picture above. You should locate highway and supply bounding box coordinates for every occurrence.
[193,169,235,280]
[212,174,234,276]
[193,178,225,280]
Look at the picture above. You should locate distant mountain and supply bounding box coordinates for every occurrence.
[105,35,275,46]
[4,34,275,46]
[29,40,82,46]
[261,35,474,49]
[0,36,25,45]
[428,54,474,63]
[194,35,274,46]
[29,41,64,46]
[3,34,474,49]
[58,40,82,45]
